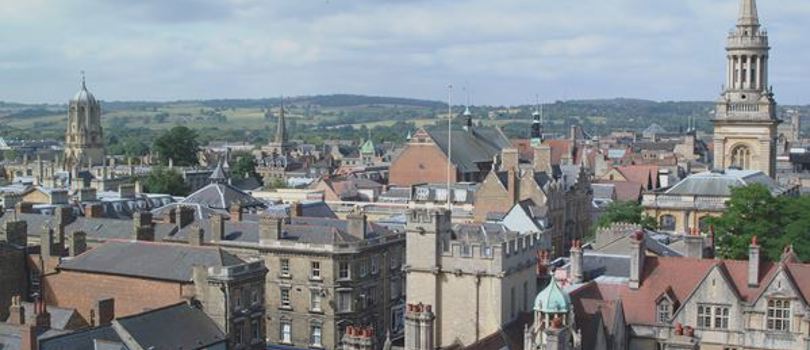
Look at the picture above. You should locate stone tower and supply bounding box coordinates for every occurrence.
[64,75,105,169]
[712,0,779,178]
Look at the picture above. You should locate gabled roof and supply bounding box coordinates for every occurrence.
[113,303,226,349]
[426,126,511,173]
[59,240,244,282]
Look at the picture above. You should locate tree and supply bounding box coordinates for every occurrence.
[710,184,810,261]
[143,167,190,196]
[153,126,200,166]
[594,201,657,230]
[230,152,258,180]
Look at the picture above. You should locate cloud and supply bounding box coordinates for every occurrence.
[0,0,808,105]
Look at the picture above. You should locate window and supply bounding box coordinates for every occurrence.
[390,279,400,301]
[235,321,245,345]
[280,258,290,277]
[310,324,323,347]
[482,246,493,258]
[338,291,352,312]
[280,321,292,343]
[510,287,516,318]
[523,282,528,311]
[360,259,369,277]
[657,301,670,324]
[339,262,351,280]
[234,288,242,309]
[697,305,712,328]
[251,289,259,305]
[280,288,291,309]
[371,255,379,275]
[310,290,322,312]
[391,250,401,267]
[252,319,261,340]
[366,286,376,307]
[697,304,730,329]
[461,243,472,257]
[767,299,791,331]
[311,261,321,279]
[659,215,676,231]
[714,306,729,329]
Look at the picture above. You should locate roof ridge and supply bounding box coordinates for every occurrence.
[114,301,189,322]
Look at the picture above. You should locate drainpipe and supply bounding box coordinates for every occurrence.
[475,273,482,342]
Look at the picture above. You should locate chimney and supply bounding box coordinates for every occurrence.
[748,236,760,287]
[533,144,553,174]
[507,168,518,205]
[15,202,33,215]
[189,224,205,246]
[83,203,104,218]
[49,189,69,205]
[175,205,195,228]
[500,148,519,172]
[33,297,50,329]
[629,230,646,289]
[346,210,368,240]
[68,231,87,256]
[94,298,115,326]
[4,220,28,247]
[118,184,135,199]
[569,240,584,284]
[40,227,55,260]
[211,215,226,241]
[259,214,284,244]
[55,206,73,244]
[133,211,155,241]
[289,201,302,218]
[684,228,705,259]
[8,295,25,325]
[78,188,97,202]
[229,203,242,222]
[20,324,38,350]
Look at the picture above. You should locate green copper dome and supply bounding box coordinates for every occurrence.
[533,279,571,313]
[360,140,376,155]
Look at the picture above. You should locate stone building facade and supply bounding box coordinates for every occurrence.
[404,209,545,348]
[712,0,779,178]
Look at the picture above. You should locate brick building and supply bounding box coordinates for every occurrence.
[389,125,511,187]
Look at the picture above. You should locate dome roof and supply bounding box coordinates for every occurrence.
[72,77,97,104]
[533,279,571,314]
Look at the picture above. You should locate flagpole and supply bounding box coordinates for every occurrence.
[447,84,453,210]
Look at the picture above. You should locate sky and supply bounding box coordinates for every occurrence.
[1,0,809,105]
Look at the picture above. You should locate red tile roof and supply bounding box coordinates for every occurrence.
[616,165,659,189]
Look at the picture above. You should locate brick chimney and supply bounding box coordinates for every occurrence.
[83,203,104,218]
[569,240,584,284]
[8,295,25,325]
[20,324,37,350]
[68,231,87,256]
[33,297,50,329]
[15,202,33,215]
[259,214,284,244]
[175,205,195,228]
[94,298,115,326]
[133,211,155,241]
[40,227,55,261]
[346,210,368,240]
[210,214,226,241]
[629,230,646,289]
[500,148,519,172]
[748,236,760,287]
[189,224,205,246]
[289,201,303,218]
[229,203,242,223]
[54,206,73,249]
[507,168,518,205]
[78,188,97,202]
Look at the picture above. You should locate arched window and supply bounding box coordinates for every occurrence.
[659,215,676,231]
[730,145,752,170]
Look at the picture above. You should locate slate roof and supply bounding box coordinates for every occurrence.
[168,216,395,245]
[19,303,84,331]
[664,169,787,197]
[452,222,520,244]
[58,240,244,282]
[113,303,226,350]
[0,213,177,242]
[39,303,226,350]
[39,325,122,350]
[182,182,265,210]
[427,126,511,173]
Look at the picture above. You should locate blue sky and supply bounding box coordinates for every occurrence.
[1,0,808,105]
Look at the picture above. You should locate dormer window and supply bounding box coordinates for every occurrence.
[656,300,671,323]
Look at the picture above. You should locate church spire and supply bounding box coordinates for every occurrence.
[531,96,544,147]
[275,97,288,145]
[738,0,759,27]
